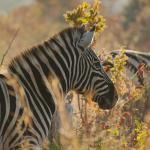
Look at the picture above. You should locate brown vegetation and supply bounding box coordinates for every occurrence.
[0,0,149,149]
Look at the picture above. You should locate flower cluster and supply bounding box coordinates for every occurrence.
[64,0,106,33]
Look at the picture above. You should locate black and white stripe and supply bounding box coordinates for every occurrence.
[0,26,118,149]
[104,50,150,85]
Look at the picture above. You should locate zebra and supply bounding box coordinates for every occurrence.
[0,26,118,149]
[103,50,150,85]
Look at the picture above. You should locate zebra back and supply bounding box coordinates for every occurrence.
[104,50,150,85]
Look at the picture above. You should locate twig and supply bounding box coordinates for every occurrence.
[0,27,20,66]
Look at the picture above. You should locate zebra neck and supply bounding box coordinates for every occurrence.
[8,50,69,101]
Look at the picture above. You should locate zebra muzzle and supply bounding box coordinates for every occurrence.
[94,89,118,110]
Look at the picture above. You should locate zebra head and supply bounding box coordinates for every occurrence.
[71,26,118,109]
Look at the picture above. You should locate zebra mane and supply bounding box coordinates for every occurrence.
[8,26,85,71]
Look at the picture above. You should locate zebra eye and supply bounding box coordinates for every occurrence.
[93,61,101,70]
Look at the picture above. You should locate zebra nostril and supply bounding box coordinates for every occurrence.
[95,92,118,110]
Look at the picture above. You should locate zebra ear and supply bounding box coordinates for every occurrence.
[78,26,95,48]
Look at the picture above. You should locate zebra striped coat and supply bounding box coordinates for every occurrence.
[111,50,150,85]
[0,26,118,149]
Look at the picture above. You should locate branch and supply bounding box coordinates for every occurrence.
[0,28,20,66]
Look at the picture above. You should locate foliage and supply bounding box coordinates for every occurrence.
[131,119,148,150]
[122,0,150,50]
[108,48,127,83]
[64,0,106,33]
[0,0,149,150]
[123,0,141,29]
